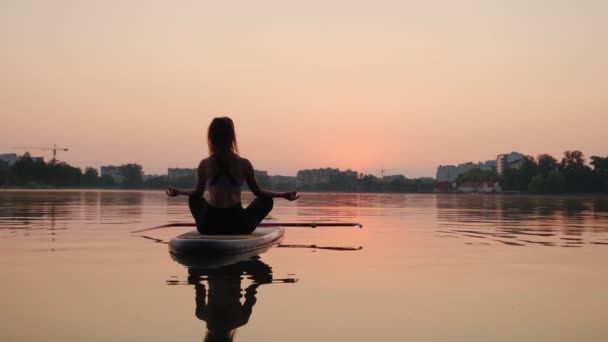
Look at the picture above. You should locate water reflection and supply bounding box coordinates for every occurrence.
[1,191,607,250]
[0,191,82,229]
[168,256,297,342]
[296,193,362,220]
[99,191,143,224]
[0,191,145,238]
[435,195,608,248]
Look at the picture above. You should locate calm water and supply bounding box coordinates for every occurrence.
[1,190,608,341]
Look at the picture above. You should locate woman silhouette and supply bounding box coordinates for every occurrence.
[166,117,299,234]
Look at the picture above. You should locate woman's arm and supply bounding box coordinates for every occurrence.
[166,161,206,197]
[243,159,299,200]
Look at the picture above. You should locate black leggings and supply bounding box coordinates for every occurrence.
[188,196,274,234]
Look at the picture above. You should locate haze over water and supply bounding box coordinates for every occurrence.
[1,190,608,341]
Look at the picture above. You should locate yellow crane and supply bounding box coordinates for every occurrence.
[13,144,70,162]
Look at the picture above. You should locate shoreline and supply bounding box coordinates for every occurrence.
[1,187,607,196]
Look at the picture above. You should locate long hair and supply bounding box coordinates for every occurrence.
[207,117,239,178]
[208,117,238,155]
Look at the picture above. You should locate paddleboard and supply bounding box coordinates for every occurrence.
[169,243,277,269]
[169,226,284,256]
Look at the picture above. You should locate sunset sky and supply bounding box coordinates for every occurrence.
[1,1,607,177]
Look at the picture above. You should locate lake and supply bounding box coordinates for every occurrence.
[1,190,607,341]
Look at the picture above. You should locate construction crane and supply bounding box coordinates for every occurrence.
[380,169,394,178]
[13,144,70,162]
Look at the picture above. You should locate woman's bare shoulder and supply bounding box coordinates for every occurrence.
[198,157,211,170]
[237,156,253,170]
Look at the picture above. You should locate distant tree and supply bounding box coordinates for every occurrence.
[98,175,115,188]
[0,161,11,187]
[590,156,608,172]
[358,174,381,192]
[546,170,567,193]
[528,170,566,194]
[119,164,143,188]
[385,177,423,192]
[528,174,545,193]
[418,180,435,193]
[46,162,82,187]
[385,176,409,192]
[174,175,196,189]
[81,167,99,187]
[455,168,499,185]
[143,175,169,189]
[12,153,45,185]
[562,150,586,169]
[328,173,358,191]
[561,150,594,192]
[590,156,608,192]
[501,156,538,191]
[537,154,560,175]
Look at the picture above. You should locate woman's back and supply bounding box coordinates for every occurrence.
[203,153,245,208]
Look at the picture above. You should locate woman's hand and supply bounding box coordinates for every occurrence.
[166,187,180,197]
[282,191,300,201]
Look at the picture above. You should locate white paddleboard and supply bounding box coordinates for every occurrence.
[169,227,284,256]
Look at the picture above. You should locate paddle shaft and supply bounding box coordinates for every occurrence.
[131,221,363,234]
[260,222,363,228]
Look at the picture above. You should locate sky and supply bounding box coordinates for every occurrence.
[1,0,607,177]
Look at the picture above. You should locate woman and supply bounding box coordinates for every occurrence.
[166,117,299,234]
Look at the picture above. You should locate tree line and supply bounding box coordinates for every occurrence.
[455,151,608,193]
[0,154,273,190]
[297,173,435,193]
[3,151,607,193]
[0,153,145,189]
[1,153,436,193]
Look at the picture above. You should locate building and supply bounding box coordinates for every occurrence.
[482,181,502,193]
[0,153,18,166]
[436,160,497,182]
[434,181,454,192]
[1,153,44,165]
[458,181,502,193]
[297,168,339,186]
[436,165,457,182]
[296,168,358,187]
[496,152,525,175]
[458,181,483,193]
[168,168,196,181]
[100,166,125,184]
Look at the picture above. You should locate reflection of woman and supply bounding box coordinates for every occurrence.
[188,258,273,342]
[166,117,299,234]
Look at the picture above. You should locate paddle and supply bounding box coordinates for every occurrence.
[131,222,363,234]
